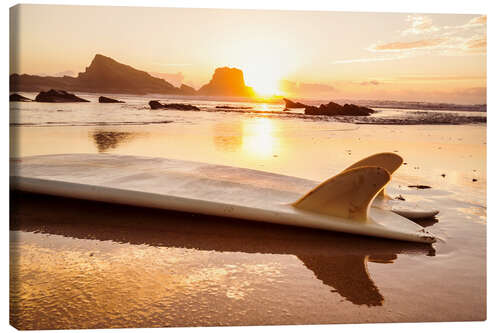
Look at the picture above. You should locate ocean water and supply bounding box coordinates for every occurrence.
[9,92,486,329]
[10,92,486,127]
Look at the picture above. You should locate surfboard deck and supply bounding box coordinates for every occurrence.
[10,154,437,243]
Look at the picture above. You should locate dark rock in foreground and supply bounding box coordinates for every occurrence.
[10,93,31,102]
[99,96,124,103]
[149,100,200,111]
[35,89,90,103]
[408,185,432,189]
[283,98,309,108]
[305,102,375,116]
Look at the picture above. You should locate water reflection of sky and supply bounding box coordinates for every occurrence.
[91,130,139,152]
[10,106,486,328]
[10,191,438,330]
[213,117,280,158]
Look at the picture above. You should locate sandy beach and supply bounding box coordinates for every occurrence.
[9,100,486,329]
[8,4,490,330]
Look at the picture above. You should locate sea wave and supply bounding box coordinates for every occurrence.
[10,120,174,127]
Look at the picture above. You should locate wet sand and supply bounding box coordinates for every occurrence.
[9,114,486,329]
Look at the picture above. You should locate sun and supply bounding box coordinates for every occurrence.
[242,63,285,97]
[247,75,281,96]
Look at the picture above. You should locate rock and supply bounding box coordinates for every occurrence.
[304,102,375,116]
[98,96,124,103]
[35,89,90,102]
[395,194,406,201]
[283,98,309,108]
[149,101,164,109]
[305,102,342,115]
[10,73,78,93]
[10,54,191,95]
[149,100,200,111]
[10,93,31,102]
[408,185,432,189]
[198,67,255,97]
[77,54,181,94]
[341,103,375,116]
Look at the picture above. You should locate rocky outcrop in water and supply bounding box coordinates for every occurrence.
[198,67,255,97]
[149,100,200,111]
[283,98,309,108]
[99,96,124,103]
[35,89,90,103]
[10,93,31,102]
[304,102,375,116]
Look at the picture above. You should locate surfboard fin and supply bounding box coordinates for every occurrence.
[342,152,403,199]
[292,166,391,222]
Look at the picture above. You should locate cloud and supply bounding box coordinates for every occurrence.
[332,55,407,64]
[464,36,486,52]
[360,80,381,86]
[366,15,486,58]
[401,15,439,35]
[152,62,192,67]
[466,15,486,26]
[397,75,485,81]
[279,80,336,97]
[402,15,486,36]
[371,38,445,51]
[331,15,486,68]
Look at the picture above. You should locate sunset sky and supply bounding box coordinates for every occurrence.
[10,4,486,103]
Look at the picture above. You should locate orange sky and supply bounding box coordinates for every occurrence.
[10,5,486,103]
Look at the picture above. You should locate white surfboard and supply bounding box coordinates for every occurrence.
[342,152,439,220]
[10,154,437,243]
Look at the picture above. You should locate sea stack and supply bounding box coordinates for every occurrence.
[198,67,255,97]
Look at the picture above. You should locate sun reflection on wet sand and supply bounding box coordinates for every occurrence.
[212,117,280,159]
[9,114,486,328]
[10,191,443,329]
[241,117,279,158]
